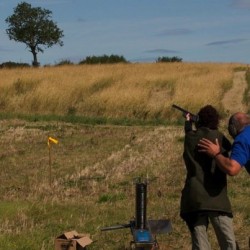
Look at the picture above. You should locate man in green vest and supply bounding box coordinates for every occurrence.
[180,105,237,249]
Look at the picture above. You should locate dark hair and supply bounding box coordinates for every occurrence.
[197,105,219,129]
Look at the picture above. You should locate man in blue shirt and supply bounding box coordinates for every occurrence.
[198,112,250,175]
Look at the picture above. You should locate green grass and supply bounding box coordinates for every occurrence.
[0,112,177,127]
[243,69,250,108]
[0,118,249,250]
[0,62,249,250]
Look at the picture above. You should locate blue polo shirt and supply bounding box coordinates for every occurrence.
[230,125,250,174]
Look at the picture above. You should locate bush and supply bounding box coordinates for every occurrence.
[156,56,182,63]
[0,61,30,69]
[79,54,128,64]
[55,59,74,66]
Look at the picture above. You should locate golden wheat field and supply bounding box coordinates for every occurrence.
[0,62,244,119]
[0,63,249,250]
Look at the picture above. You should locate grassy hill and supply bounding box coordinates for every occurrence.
[0,63,249,249]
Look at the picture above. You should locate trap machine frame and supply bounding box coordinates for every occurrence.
[101,179,172,250]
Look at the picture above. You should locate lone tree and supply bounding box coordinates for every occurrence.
[5,1,64,66]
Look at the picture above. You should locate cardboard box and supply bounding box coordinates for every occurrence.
[55,230,93,250]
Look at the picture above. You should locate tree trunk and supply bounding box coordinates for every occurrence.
[31,47,39,67]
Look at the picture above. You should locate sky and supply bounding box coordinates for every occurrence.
[1,0,250,65]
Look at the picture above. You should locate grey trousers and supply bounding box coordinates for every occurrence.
[190,212,237,250]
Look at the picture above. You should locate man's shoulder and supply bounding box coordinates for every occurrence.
[238,125,250,138]
[243,125,250,132]
[198,127,223,137]
[185,128,223,143]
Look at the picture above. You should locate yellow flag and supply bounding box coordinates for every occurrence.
[48,136,59,147]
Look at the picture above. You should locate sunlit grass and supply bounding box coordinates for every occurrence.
[0,63,249,249]
[0,119,249,249]
[0,63,244,120]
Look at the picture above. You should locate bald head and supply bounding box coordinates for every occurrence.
[228,112,250,138]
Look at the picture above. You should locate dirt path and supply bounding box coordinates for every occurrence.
[222,71,248,115]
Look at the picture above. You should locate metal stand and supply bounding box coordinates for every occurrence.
[101,179,172,250]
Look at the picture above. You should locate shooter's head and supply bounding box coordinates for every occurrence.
[196,105,219,130]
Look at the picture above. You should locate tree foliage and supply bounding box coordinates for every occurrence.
[79,54,128,64]
[156,56,182,63]
[55,59,74,66]
[5,1,64,66]
[0,61,30,69]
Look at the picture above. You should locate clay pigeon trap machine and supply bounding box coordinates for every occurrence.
[101,180,172,249]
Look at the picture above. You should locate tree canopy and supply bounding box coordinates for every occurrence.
[79,54,128,64]
[156,56,182,63]
[5,1,64,66]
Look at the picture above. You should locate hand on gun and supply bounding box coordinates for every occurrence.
[172,104,199,123]
[185,113,191,121]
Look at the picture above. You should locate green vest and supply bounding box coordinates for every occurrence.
[180,127,232,215]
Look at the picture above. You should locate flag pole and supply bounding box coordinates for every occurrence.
[47,136,59,187]
[48,143,52,187]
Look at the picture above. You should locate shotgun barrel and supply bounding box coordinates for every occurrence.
[172,104,199,122]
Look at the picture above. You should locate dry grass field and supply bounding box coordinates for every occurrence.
[0,63,249,250]
[0,63,243,119]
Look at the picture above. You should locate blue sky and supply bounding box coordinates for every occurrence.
[1,0,250,65]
